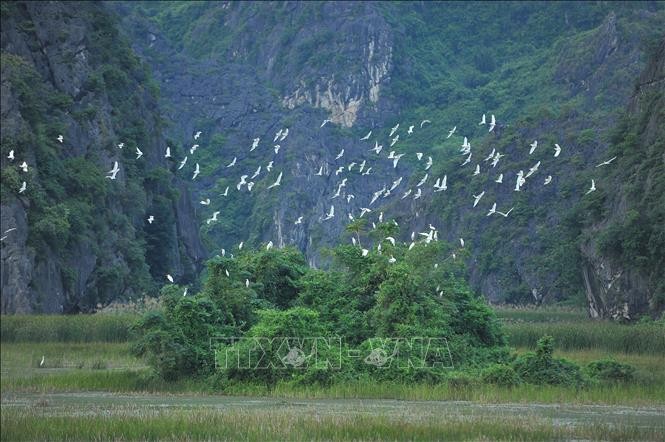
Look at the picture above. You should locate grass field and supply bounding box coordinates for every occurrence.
[1,307,663,440]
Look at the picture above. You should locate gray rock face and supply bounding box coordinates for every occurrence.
[580,37,665,320]
[1,2,204,313]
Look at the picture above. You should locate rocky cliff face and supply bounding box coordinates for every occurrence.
[1,2,204,313]
[109,1,664,313]
[580,37,665,320]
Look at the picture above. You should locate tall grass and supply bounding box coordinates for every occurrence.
[504,321,665,353]
[2,407,661,441]
[1,314,137,343]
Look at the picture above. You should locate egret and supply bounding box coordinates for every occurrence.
[370,141,382,154]
[401,189,412,199]
[268,172,282,189]
[473,164,480,176]
[388,256,396,264]
[473,191,485,207]
[447,126,457,138]
[237,175,248,190]
[385,236,396,246]
[495,173,503,183]
[246,279,250,288]
[586,179,597,194]
[596,157,617,167]
[190,144,199,154]
[529,140,538,155]
[221,186,229,196]
[526,161,541,178]
[274,144,280,154]
[487,202,497,216]
[335,166,344,175]
[389,123,399,137]
[251,137,260,151]
[390,134,399,146]
[393,154,404,168]
[413,188,422,200]
[19,181,27,193]
[19,161,28,172]
[266,161,274,172]
[416,152,423,161]
[544,175,552,185]
[496,208,514,217]
[266,241,273,250]
[178,157,187,170]
[106,161,120,180]
[425,156,433,170]
[147,215,154,224]
[360,130,372,141]
[226,157,237,168]
[135,147,143,159]
[7,150,14,160]
[200,198,211,205]
[420,119,431,128]
[323,205,335,220]
[165,147,171,158]
[479,114,486,125]
[335,149,344,160]
[194,131,202,140]
[407,125,414,134]
[251,166,261,179]
[417,173,428,187]
[460,238,465,247]
[554,144,562,157]
[294,216,303,225]
[206,211,220,224]
[273,129,282,142]
[166,274,174,283]
[40,356,45,367]
[362,248,369,257]
[57,135,63,143]
[192,163,200,180]
[280,128,289,141]
[117,142,124,149]
[489,114,496,132]
[238,241,244,250]
[320,119,331,128]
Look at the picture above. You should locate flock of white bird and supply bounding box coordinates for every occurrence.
[5,112,617,288]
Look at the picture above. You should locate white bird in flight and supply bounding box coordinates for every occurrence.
[274,144,281,154]
[165,147,171,158]
[586,179,597,194]
[190,144,199,154]
[166,274,174,283]
[407,125,414,134]
[360,130,372,141]
[57,135,63,143]
[320,119,331,128]
[178,157,187,170]
[267,172,283,189]
[496,173,503,183]
[447,126,457,138]
[596,157,617,167]
[316,166,323,176]
[370,141,382,154]
[200,198,210,205]
[390,135,400,147]
[487,202,497,216]
[7,150,14,160]
[420,119,431,128]
[221,186,229,196]
[117,142,124,149]
[19,181,27,193]
[473,191,485,207]
[251,138,260,151]
[266,161,273,172]
[460,238,465,247]
[529,140,538,155]
[417,173,428,187]
[479,114,486,125]
[473,164,480,176]
[544,175,552,185]
[294,216,303,225]
[226,157,237,168]
[425,156,433,170]
[251,166,262,179]
[496,208,513,217]
[40,355,45,367]
[489,114,496,132]
[19,161,28,173]
[335,149,344,160]
[554,144,562,157]
[135,147,143,159]
[106,161,120,180]
[526,161,541,178]
[192,163,200,180]
[389,123,399,137]
[416,152,423,161]
[147,215,154,224]
[237,175,248,190]
[194,131,202,140]
[323,205,335,220]
[206,212,220,224]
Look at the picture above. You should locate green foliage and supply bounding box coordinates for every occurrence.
[586,359,635,383]
[512,336,587,387]
[481,364,522,387]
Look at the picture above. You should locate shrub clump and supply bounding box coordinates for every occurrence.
[511,336,587,387]
[585,358,635,383]
[481,364,522,387]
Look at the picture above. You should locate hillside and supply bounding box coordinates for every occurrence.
[0,2,205,313]
[110,2,664,314]
[1,1,663,317]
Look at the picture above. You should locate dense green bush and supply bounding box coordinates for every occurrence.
[134,240,508,383]
[512,336,587,387]
[585,359,635,383]
[481,364,522,387]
